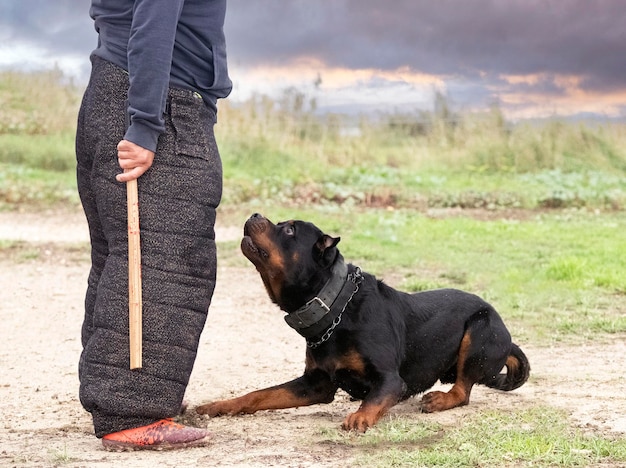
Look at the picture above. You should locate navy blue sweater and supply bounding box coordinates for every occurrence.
[90,0,232,152]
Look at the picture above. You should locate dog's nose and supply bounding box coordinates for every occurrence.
[250,213,263,219]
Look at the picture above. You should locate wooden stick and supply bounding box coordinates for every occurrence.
[127,178,142,370]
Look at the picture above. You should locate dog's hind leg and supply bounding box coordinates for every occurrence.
[420,331,475,412]
[421,309,509,412]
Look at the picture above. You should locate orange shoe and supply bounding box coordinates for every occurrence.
[102,419,209,451]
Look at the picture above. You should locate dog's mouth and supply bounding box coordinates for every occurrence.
[241,235,269,263]
[241,214,274,265]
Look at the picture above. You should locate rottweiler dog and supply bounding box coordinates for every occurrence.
[197,214,530,432]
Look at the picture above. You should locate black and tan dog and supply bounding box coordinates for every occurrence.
[197,214,530,432]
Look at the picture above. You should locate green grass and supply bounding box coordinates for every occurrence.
[47,444,74,465]
[323,407,626,467]
[0,133,76,171]
[0,163,79,209]
[0,240,89,263]
[0,69,81,135]
[216,206,626,344]
[220,164,626,211]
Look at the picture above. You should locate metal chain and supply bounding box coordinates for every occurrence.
[307,267,362,349]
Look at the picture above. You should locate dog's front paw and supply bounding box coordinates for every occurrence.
[196,400,238,417]
[341,411,374,433]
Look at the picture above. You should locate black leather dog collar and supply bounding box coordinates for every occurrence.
[284,259,361,343]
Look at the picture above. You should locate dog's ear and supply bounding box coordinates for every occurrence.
[315,234,340,264]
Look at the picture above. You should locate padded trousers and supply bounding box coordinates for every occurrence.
[76,56,222,437]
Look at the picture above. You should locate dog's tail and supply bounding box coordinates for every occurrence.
[485,343,530,391]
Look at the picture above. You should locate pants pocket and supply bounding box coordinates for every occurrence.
[169,95,215,160]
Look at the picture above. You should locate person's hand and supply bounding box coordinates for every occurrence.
[115,139,155,182]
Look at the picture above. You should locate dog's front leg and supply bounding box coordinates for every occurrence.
[196,369,337,417]
[341,372,406,432]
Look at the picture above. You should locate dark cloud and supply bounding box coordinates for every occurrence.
[3,0,623,88]
[0,1,94,56]
[225,0,625,92]
[0,0,624,115]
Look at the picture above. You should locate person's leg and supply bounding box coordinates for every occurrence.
[113,85,222,427]
[76,58,128,356]
[76,55,127,396]
[76,57,219,447]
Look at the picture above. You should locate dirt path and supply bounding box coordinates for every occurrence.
[0,210,625,467]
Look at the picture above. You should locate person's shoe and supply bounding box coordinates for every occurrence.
[102,419,209,451]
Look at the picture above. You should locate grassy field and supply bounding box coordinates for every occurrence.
[227,206,625,344]
[344,406,626,467]
[327,406,626,466]
[1,70,625,466]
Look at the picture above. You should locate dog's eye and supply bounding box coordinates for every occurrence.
[284,225,295,237]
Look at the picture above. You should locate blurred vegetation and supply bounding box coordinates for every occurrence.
[0,68,81,136]
[215,88,626,211]
[1,70,625,211]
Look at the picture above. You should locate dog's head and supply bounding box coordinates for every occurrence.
[241,213,341,312]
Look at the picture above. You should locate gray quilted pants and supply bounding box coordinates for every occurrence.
[76,56,222,437]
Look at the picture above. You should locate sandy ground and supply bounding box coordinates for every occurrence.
[0,209,625,468]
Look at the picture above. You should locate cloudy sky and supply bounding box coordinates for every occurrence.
[1,0,624,119]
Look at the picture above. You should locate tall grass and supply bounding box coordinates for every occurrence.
[216,89,626,175]
[214,88,626,209]
[0,69,81,177]
[0,68,81,135]
[1,70,626,209]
